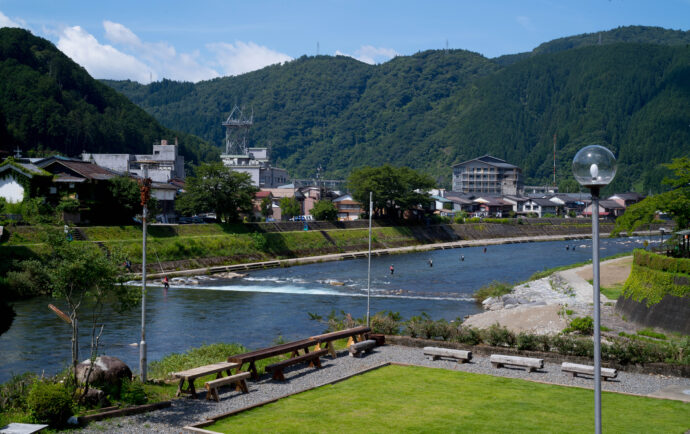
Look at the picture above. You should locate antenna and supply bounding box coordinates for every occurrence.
[317,41,320,56]
[445,39,449,52]
[553,132,557,186]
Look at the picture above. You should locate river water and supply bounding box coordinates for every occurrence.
[0,236,656,382]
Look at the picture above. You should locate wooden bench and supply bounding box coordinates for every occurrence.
[204,372,251,402]
[265,349,329,381]
[490,354,544,373]
[423,347,472,363]
[561,362,618,381]
[310,326,371,358]
[172,361,239,398]
[348,339,377,357]
[228,338,316,379]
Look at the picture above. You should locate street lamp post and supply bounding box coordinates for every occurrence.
[139,164,152,383]
[572,145,616,434]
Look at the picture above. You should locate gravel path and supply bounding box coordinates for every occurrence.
[80,345,690,433]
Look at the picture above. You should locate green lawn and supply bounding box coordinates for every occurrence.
[206,365,690,433]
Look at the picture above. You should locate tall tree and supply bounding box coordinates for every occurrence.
[614,157,690,233]
[175,162,257,222]
[309,200,338,221]
[348,165,435,218]
[279,197,301,220]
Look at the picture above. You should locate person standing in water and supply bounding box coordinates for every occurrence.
[390,265,394,275]
[162,275,169,290]
[428,259,433,267]
[460,255,465,262]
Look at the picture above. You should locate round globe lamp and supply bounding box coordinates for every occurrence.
[572,144,616,434]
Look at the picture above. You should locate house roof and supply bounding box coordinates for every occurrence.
[608,192,645,201]
[452,154,519,169]
[151,182,178,190]
[335,200,361,206]
[261,188,297,199]
[53,174,86,183]
[255,191,272,198]
[527,198,560,207]
[40,159,118,181]
[475,196,512,206]
[0,159,51,178]
[598,200,625,209]
[430,195,451,203]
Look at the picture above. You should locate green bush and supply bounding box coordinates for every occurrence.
[472,281,513,303]
[119,378,147,405]
[0,373,36,412]
[370,311,401,335]
[452,326,482,346]
[405,313,435,339]
[564,316,594,335]
[482,324,516,347]
[637,328,667,340]
[552,335,593,357]
[26,381,73,427]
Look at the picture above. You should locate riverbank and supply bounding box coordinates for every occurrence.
[464,255,641,336]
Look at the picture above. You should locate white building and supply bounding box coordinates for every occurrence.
[221,147,289,188]
[82,139,185,183]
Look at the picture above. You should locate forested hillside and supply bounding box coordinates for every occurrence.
[104,26,690,193]
[0,28,218,164]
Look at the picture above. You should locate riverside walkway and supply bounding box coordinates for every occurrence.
[142,230,654,279]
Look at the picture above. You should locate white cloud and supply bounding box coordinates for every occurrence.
[207,41,292,76]
[0,10,26,29]
[103,20,141,47]
[57,25,152,83]
[335,45,397,65]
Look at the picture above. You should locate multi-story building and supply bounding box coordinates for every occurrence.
[451,155,523,196]
[81,139,185,183]
[221,147,289,188]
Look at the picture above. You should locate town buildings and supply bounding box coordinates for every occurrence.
[451,155,524,196]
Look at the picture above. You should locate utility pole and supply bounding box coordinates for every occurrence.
[139,164,152,383]
[366,192,373,326]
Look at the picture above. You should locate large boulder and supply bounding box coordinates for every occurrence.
[76,356,132,387]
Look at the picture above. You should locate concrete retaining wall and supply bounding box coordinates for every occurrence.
[615,294,690,335]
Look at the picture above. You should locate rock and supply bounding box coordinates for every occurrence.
[68,416,80,425]
[76,356,132,387]
[80,388,110,407]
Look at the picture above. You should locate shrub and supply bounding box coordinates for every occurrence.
[405,313,435,339]
[431,319,456,341]
[552,335,593,357]
[453,326,482,346]
[482,324,515,347]
[26,381,73,427]
[119,378,147,405]
[636,328,667,340]
[0,372,36,412]
[472,281,513,303]
[564,316,594,335]
[370,311,401,335]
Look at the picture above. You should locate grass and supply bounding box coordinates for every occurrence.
[527,251,632,282]
[205,365,690,433]
[600,283,625,301]
[637,328,667,340]
[472,280,513,303]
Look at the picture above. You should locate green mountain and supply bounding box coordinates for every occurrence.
[103,26,690,193]
[0,28,218,164]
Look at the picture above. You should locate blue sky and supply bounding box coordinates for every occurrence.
[1,0,688,83]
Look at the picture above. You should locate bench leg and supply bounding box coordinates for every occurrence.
[311,357,322,369]
[272,369,285,381]
[491,362,502,369]
[236,379,249,393]
[457,358,467,364]
[327,341,337,358]
[249,361,258,380]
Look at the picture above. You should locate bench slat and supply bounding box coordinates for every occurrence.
[348,339,377,357]
[490,354,544,372]
[204,372,250,402]
[423,347,472,363]
[266,349,329,381]
[561,362,617,380]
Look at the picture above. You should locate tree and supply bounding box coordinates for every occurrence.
[348,165,435,218]
[107,176,140,223]
[279,197,301,220]
[175,163,258,222]
[310,200,338,221]
[614,157,690,233]
[260,197,273,219]
[44,230,138,393]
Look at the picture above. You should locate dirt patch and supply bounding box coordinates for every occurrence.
[463,304,568,335]
[576,256,633,287]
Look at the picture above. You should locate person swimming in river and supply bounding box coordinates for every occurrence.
[390,265,394,275]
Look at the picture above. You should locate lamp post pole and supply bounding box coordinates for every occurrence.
[366,191,372,326]
[139,164,151,383]
[572,144,616,434]
[590,186,602,434]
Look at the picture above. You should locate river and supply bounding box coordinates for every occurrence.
[0,236,657,382]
